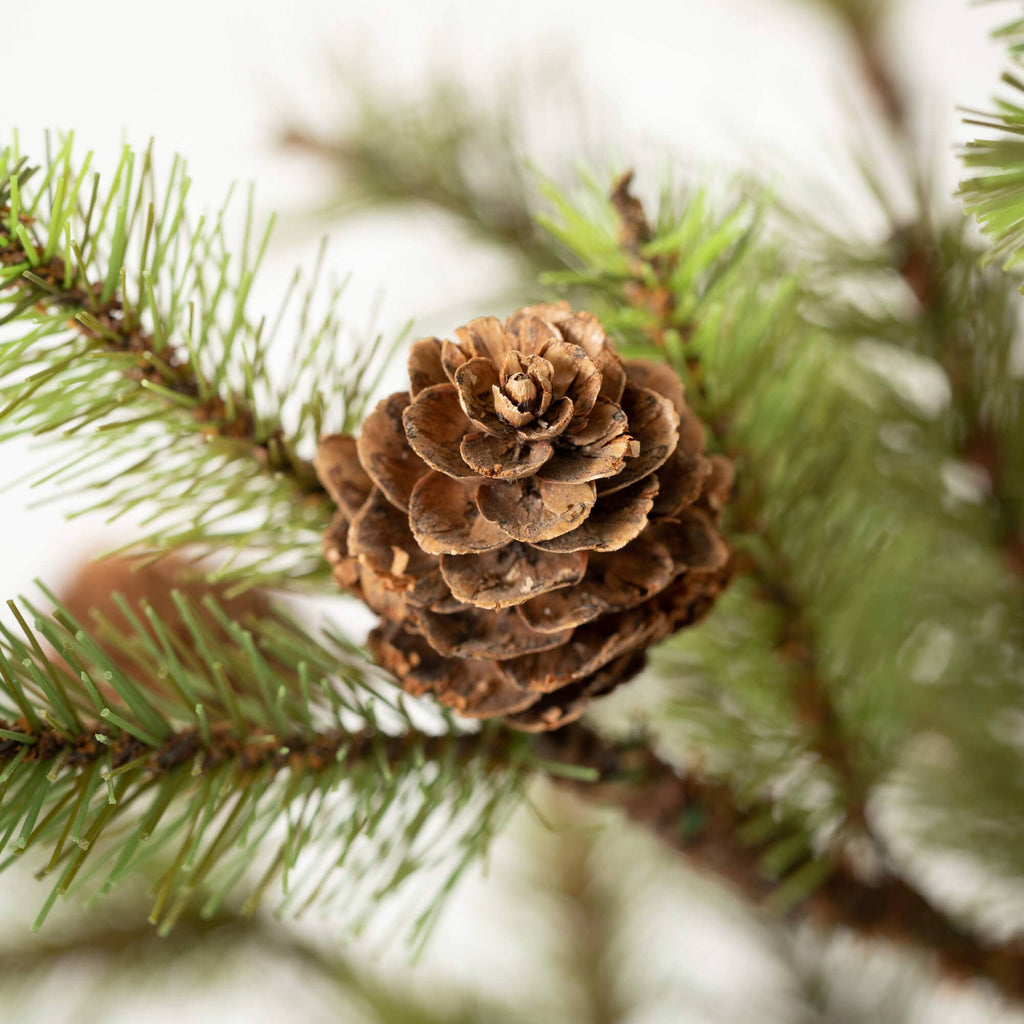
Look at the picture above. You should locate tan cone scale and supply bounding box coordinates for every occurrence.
[315,302,733,731]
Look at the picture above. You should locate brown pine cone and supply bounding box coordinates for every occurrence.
[315,302,732,731]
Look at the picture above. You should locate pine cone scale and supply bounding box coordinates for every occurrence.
[356,393,429,511]
[476,476,597,543]
[518,534,676,632]
[402,384,477,478]
[438,543,588,610]
[459,431,554,479]
[313,434,373,517]
[530,476,658,554]
[595,383,679,495]
[418,606,574,661]
[408,472,509,555]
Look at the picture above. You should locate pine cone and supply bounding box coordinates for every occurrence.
[316,303,732,731]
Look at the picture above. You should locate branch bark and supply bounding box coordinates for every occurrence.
[538,721,1024,1006]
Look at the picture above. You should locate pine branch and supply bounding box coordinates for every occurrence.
[544,791,627,1024]
[773,20,1024,909]
[539,722,1024,1007]
[0,581,528,939]
[772,9,1024,584]
[892,222,1024,577]
[789,205,1024,582]
[807,2,1024,579]
[0,138,397,587]
[532,172,1024,1006]
[814,0,906,136]
[0,907,520,1024]
[542,172,877,842]
[1,534,1018,997]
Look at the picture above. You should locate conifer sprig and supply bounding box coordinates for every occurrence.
[0,582,528,938]
[0,137,398,587]
[960,10,1024,272]
[278,64,595,297]
[528,173,1024,1004]
[537,173,882,874]
[960,73,1024,271]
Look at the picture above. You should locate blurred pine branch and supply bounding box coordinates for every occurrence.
[276,63,593,299]
[0,901,523,1024]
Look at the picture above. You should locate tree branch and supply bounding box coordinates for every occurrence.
[547,789,626,1024]
[894,228,1024,578]
[537,721,1024,1006]
[0,222,321,494]
[279,125,556,277]
[575,177,1024,1004]
[845,9,908,141]
[0,714,524,782]
[828,9,1024,580]
[5,653,1022,1004]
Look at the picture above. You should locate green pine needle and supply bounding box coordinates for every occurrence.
[0,582,530,940]
[0,136,400,587]
[960,11,1024,274]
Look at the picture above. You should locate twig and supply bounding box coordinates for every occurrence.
[0,233,322,494]
[0,715,524,780]
[547,788,625,1024]
[895,230,1024,578]
[537,722,1024,1006]
[846,12,909,141]
[831,7,1024,579]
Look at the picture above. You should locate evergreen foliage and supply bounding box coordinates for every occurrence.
[0,136,398,588]
[0,581,526,937]
[0,138,527,938]
[961,11,1024,269]
[538,167,1024,914]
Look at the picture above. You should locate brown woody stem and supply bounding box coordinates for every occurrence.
[0,716,523,780]
[846,11,909,141]
[538,722,1024,1005]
